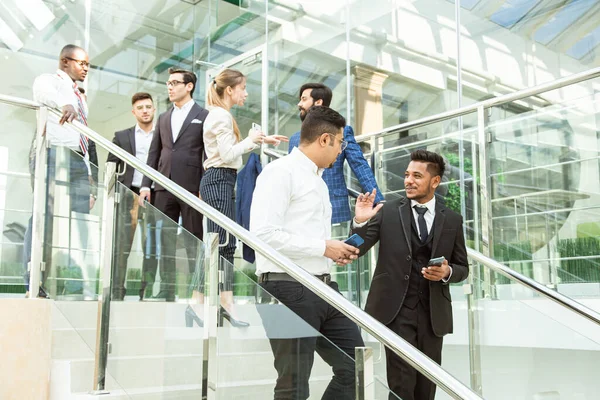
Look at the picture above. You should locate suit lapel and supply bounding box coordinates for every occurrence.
[128,127,136,155]
[165,107,175,144]
[431,202,446,255]
[397,199,413,255]
[175,103,200,144]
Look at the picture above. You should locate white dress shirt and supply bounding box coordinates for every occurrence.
[132,124,155,188]
[33,69,88,151]
[203,106,258,170]
[411,197,436,237]
[170,98,195,142]
[251,147,332,275]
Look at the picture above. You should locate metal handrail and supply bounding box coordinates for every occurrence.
[356,66,600,143]
[468,248,600,326]
[0,94,481,400]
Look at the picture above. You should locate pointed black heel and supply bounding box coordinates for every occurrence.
[185,305,204,327]
[220,306,249,328]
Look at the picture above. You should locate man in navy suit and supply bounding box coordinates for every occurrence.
[288,83,383,225]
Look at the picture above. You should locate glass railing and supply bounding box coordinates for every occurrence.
[41,146,103,300]
[217,256,400,398]
[0,102,36,298]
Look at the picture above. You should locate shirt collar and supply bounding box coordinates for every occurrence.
[291,147,322,176]
[173,98,195,112]
[135,123,155,135]
[411,196,436,214]
[56,69,75,84]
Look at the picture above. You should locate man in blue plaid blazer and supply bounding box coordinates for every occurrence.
[288,83,384,224]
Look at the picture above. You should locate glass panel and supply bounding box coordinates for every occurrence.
[490,0,541,28]
[52,301,131,397]
[105,182,205,398]
[368,377,403,399]
[487,92,600,297]
[0,103,36,297]
[567,26,600,60]
[464,267,600,399]
[217,256,399,398]
[42,146,102,300]
[534,0,597,46]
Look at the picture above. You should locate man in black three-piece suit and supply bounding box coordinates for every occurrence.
[107,92,159,301]
[351,149,469,400]
[139,68,209,301]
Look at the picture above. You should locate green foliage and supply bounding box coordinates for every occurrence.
[493,242,533,284]
[557,237,600,283]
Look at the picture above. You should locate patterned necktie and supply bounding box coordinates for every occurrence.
[414,205,429,243]
[72,82,89,155]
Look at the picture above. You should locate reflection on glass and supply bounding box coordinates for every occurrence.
[219,256,376,398]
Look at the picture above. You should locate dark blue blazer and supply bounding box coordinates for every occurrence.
[236,152,262,263]
[288,125,383,223]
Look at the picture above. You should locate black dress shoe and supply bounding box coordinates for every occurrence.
[38,287,50,299]
[220,306,249,328]
[185,305,203,327]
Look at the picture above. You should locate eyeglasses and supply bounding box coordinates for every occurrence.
[166,80,186,87]
[327,133,348,151]
[65,57,90,68]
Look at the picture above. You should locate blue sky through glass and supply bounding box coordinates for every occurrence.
[534,0,597,45]
[490,0,540,28]
[567,25,600,59]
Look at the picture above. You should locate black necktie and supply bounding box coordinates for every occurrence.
[414,205,428,243]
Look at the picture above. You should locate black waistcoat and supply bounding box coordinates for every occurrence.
[403,217,434,310]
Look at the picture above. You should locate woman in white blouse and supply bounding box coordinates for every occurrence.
[199,68,286,326]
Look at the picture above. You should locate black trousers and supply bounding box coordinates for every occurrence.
[111,187,158,300]
[154,190,203,301]
[258,280,364,400]
[385,301,443,400]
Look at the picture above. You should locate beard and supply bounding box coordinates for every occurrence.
[299,108,307,121]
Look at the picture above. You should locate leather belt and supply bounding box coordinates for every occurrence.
[258,272,331,284]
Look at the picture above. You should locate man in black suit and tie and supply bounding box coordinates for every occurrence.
[351,149,469,400]
[107,92,158,300]
[139,68,209,302]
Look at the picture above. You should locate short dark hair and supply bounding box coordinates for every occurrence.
[299,83,332,107]
[168,67,197,95]
[300,106,346,144]
[131,92,153,106]
[59,44,86,59]
[410,149,445,178]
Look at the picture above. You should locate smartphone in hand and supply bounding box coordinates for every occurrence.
[427,256,445,266]
[344,234,364,247]
[252,122,262,133]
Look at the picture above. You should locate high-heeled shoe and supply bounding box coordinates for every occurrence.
[185,305,203,327]
[220,306,249,328]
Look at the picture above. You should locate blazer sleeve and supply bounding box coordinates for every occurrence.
[344,126,384,203]
[141,117,162,188]
[447,215,469,284]
[288,132,300,154]
[106,132,122,164]
[351,207,383,257]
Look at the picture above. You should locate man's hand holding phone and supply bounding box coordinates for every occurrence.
[324,240,359,266]
[422,256,451,281]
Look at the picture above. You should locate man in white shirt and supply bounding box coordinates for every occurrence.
[250,106,363,400]
[139,68,209,302]
[107,92,158,301]
[24,44,98,298]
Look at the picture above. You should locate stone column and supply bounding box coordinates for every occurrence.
[353,66,388,136]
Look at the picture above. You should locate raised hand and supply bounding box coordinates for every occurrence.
[354,189,383,224]
[263,135,289,146]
